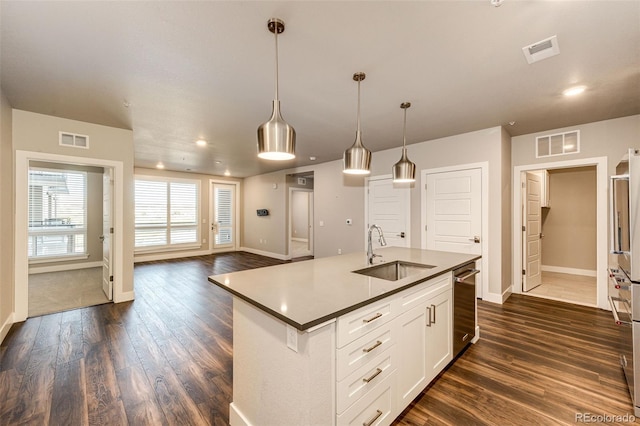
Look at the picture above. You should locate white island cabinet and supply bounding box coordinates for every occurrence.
[209,247,479,426]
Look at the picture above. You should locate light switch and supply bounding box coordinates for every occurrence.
[319,220,324,227]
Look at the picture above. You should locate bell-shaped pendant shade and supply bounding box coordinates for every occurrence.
[392,102,416,183]
[257,100,296,160]
[257,18,295,161]
[344,72,371,175]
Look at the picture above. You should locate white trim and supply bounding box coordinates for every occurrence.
[291,237,308,243]
[240,246,290,261]
[512,156,607,310]
[134,243,201,254]
[134,248,211,263]
[364,174,411,249]
[29,260,102,274]
[29,254,90,264]
[230,402,252,426]
[482,287,512,304]
[0,312,14,344]
[116,290,135,303]
[15,150,125,321]
[420,162,489,301]
[210,179,241,252]
[541,265,597,277]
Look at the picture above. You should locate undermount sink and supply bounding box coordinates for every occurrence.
[352,261,435,282]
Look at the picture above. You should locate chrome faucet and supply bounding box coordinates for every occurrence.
[367,224,387,264]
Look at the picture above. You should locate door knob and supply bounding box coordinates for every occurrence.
[540,233,544,239]
[396,232,405,238]
[99,235,105,242]
[469,236,480,243]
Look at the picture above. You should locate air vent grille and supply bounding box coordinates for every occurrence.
[59,132,89,149]
[522,35,560,64]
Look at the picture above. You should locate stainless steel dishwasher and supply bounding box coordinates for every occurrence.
[453,262,479,357]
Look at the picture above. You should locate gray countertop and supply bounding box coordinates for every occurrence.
[208,247,480,331]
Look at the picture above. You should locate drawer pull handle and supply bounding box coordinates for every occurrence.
[362,340,382,353]
[362,368,383,383]
[363,312,383,323]
[363,409,383,426]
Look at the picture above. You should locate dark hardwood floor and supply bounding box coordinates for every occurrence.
[0,252,635,425]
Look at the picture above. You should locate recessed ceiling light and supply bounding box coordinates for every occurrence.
[156,162,165,169]
[509,121,516,126]
[196,139,207,147]
[215,160,222,164]
[309,156,317,161]
[491,0,504,7]
[563,85,587,97]
[224,170,231,176]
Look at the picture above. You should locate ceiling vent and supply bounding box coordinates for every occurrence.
[59,131,89,149]
[522,35,560,64]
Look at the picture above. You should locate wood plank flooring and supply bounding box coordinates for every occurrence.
[0,252,635,425]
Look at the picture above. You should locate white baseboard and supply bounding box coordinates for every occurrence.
[291,237,308,243]
[230,402,252,426]
[0,312,15,345]
[481,287,511,305]
[240,247,289,261]
[115,290,135,303]
[541,265,597,277]
[29,261,102,274]
[471,325,480,344]
[134,249,211,263]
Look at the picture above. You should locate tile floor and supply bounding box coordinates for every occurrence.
[290,239,312,258]
[28,267,109,317]
[525,270,597,306]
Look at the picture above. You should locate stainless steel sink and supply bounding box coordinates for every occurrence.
[352,261,435,282]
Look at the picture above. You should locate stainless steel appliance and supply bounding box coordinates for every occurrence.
[453,262,479,356]
[609,148,640,416]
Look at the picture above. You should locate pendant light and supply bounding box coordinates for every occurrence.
[343,72,371,175]
[257,18,295,160]
[392,102,416,183]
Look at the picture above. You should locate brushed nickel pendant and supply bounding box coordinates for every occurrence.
[392,102,416,183]
[257,18,295,161]
[343,72,371,175]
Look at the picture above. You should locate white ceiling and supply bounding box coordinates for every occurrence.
[2,1,639,177]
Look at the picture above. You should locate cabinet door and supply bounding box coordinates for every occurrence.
[396,303,428,408]
[425,289,453,383]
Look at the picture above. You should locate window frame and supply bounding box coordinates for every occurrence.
[134,175,201,253]
[27,167,88,261]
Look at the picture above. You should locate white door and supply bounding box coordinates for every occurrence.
[290,189,314,257]
[523,172,542,291]
[367,177,410,248]
[211,183,235,250]
[101,168,113,300]
[425,168,482,296]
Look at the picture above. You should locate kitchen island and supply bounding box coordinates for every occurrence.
[209,247,480,426]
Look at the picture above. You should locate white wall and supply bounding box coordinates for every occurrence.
[12,110,135,294]
[291,191,309,240]
[0,89,15,342]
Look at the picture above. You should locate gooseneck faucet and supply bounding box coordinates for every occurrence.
[367,224,387,264]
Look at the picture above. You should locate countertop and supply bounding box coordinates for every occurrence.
[208,247,480,331]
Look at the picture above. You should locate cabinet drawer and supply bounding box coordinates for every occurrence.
[337,372,396,426]
[398,274,451,314]
[337,345,396,414]
[337,322,395,381]
[337,297,396,348]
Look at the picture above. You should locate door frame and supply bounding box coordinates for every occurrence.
[364,174,411,249]
[15,150,124,321]
[512,157,607,310]
[209,179,240,253]
[421,162,489,300]
[288,187,314,258]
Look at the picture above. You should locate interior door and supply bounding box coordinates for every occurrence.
[101,168,113,300]
[367,177,410,248]
[425,168,482,296]
[523,172,542,291]
[211,183,235,250]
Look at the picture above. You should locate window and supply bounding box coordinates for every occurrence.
[28,169,87,259]
[135,177,199,250]
[536,130,580,158]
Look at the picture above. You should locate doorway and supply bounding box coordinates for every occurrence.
[520,166,598,306]
[210,180,240,252]
[512,157,607,310]
[15,150,124,322]
[365,175,410,248]
[26,161,111,316]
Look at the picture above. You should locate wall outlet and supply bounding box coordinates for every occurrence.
[286,325,298,352]
[338,248,342,255]
[319,220,324,227]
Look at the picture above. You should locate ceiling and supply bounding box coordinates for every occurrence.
[1,1,639,178]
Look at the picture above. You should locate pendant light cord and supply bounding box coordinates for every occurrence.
[274,28,279,102]
[402,107,407,150]
[356,79,361,133]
